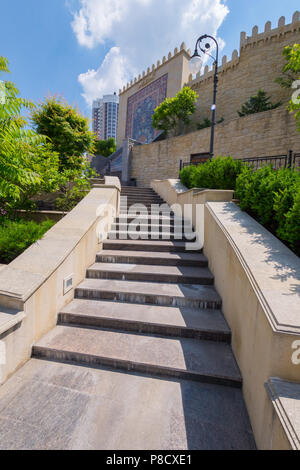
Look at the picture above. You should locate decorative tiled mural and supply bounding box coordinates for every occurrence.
[125,74,168,143]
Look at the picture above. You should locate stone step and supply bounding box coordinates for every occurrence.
[59,298,231,342]
[75,279,222,309]
[120,195,164,201]
[115,215,188,225]
[96,250,207,267]
[32,325,242,387]
[108,231,196,241]
[120,200,165,206]
[111,223,192,233]
[120,203,166,209]
[119,211,173,217]
[102,239,201,253]
[87,263,214,285]
[121,187,155,192]
[121,193,159,198]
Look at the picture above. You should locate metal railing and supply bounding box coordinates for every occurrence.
[179,150,300,172]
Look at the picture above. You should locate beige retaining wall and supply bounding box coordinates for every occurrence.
[0,177,120,385]
[153,179,300,450]
[204,202,300,450]
[131,107,300,187]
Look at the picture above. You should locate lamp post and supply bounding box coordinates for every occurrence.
[189,35,219,159]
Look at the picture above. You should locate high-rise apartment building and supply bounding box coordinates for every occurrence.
[92,92,119,141]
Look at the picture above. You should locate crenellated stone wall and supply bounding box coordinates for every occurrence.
[118,11,300,147]
[185,11,300,130]
[130,107,300,187]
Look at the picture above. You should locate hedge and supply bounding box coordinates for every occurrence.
[179,156,244,190]
[0,218,56,264]
[235,166,300,256]
[179,157,300,256]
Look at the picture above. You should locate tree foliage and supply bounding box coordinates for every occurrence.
[0,56,54,207]
[31,96,95,171]
[237,89,282,117]
[93,137,116,157]
[0,57,94,213]
[276,44,300,132]
[152,87,198,136]
[276,43,300,89]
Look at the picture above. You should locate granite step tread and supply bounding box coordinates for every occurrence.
[32,325,241,387]
[111,223,192,233]
[115,215,188,224]
[96,250,207,266]
[59,298,231,341]
[75,278,222,309]
[108,231,196,241]
[102,239,200,253]
[87,262,213,285]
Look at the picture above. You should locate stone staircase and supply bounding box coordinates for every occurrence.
[32,186,243,389]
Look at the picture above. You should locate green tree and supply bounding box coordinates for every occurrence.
[152,87,198,136]
[93,137,116,157]
[0,56,54,208]
[238,89,282,117]
[276,44,300,89]
[276,44,300,132]
[31,96,95,171]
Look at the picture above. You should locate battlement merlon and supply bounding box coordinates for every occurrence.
[185,11,300,89]
[240,11,300,50]
[119,42,191,96]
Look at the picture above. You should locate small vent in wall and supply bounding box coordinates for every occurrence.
[63,275,74,295]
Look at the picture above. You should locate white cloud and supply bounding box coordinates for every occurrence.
[78,47,134,106]
[71,0,229,106]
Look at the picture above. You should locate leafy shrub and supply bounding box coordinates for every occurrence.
[179,165,199,189]
[0,218,56,263]
[237,89,282,117]
[179,157,244,190]
[236,166,300,255]
[197,117,224,130]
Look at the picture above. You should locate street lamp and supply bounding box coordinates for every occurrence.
[189,34,219,159]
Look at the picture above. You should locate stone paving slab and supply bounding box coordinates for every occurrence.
[0,359,256,450]
[33,325,241,386]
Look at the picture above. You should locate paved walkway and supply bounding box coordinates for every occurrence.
[0,359,255,450]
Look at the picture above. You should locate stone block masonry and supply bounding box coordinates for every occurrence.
[185,12,300,130]
[131,107,300,187]
[118,12,300,148]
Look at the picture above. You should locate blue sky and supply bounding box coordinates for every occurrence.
[0,0,299,124]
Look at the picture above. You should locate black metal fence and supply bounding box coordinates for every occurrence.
[179,150,300,173]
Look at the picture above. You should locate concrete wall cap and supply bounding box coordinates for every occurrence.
[0,308,26,336]
[206,202,300,335]
[0,186,118,303]
[265,377,300,450]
